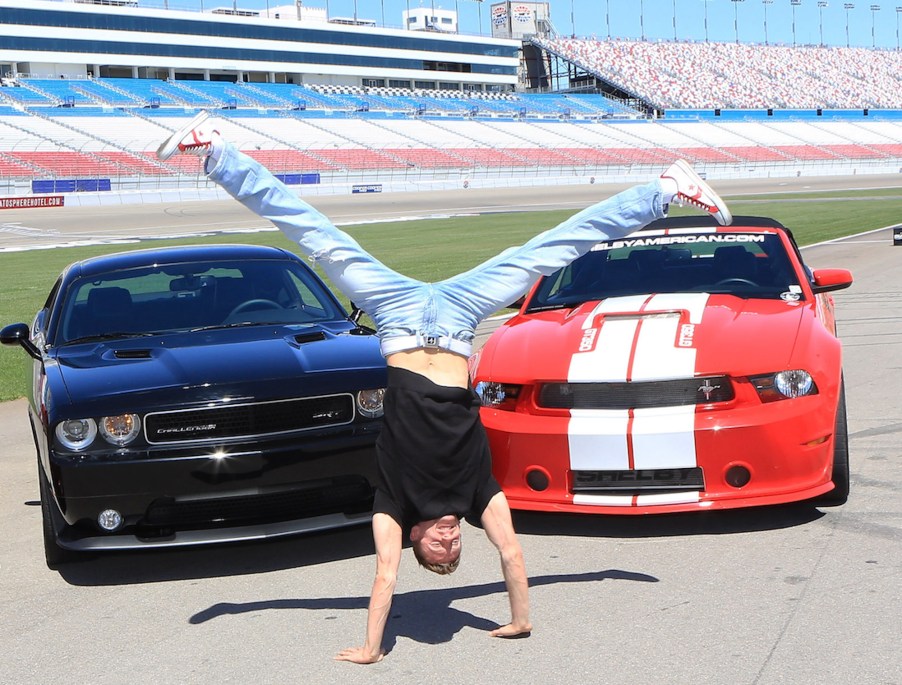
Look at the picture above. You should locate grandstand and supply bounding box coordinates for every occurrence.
[0,0,900,197]
[530,38,902,111]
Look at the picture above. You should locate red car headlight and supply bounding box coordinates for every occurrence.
[750,370,818,403]
[475,381,522,410]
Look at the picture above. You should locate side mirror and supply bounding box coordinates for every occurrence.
[810,268,853,294]
[0,322,41,360]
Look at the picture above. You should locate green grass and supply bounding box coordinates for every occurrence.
[1,187,901,402]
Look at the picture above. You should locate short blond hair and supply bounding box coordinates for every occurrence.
[412,543,461,575]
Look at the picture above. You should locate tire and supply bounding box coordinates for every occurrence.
[815,379,850,506]
[39,468,81,569]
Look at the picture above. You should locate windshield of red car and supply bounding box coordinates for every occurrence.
[528,231,803,311]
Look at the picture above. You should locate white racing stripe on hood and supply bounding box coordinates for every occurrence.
[566,293,710,475]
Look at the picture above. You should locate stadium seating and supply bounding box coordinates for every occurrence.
[0,69,900,184]
[533,38,902,110]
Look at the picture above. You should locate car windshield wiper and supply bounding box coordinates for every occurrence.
[63,332,159,345]
[189,321,285,332]
[526,300,589,312]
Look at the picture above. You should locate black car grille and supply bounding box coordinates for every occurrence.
[572,468,705,494]
[538,376,733,410]
[141,475,373,528]
[144,394,355,444]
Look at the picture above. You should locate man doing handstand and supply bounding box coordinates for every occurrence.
[157,111,732,663]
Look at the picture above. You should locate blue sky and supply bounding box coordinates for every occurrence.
[181,0,901,49]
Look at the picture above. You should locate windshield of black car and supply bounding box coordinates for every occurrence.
[55,258,345,345]
[527,231,803,311]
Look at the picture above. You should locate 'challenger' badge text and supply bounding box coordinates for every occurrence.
[157,424,217,434]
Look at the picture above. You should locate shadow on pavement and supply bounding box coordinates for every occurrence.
[187,569,658,651]
[511,502,826,539]
[55,504,826,586]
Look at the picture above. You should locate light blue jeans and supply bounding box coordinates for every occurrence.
[205,141,667,357]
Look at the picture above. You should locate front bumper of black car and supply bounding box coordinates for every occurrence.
[46,428,379,551]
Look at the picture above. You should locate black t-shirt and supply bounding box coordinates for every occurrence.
[374,367,501,530]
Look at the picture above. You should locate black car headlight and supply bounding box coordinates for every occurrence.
[55,418,98,450]
[99,414,142,446]
[356,388,385,418]
[750,370,818,403]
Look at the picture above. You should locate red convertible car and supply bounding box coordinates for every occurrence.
[470,216,853,514]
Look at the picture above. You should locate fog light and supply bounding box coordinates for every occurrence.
[725,465,751,488]
[97,509,123,532]
[526,468,549,491]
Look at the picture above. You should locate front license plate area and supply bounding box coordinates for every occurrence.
[571,467,704,494]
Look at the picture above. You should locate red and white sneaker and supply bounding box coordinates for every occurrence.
[660,160,732,226]
[156,110,219,161]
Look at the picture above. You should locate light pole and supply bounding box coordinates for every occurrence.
[845,3,855,46]
[818,1,829,45]
[640,0,646,40]
[570,0,575,36]
[871,5,880,48]
[870,4,881,46]
[762,0,773,45]
[704,0,710,41]
[791,0,802,47]
[606,0,611,39]
[732,0,745,43]
[896,6,902,50]
[673,0,678,40]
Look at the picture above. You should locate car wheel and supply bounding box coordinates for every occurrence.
[39,469,81,569]
[815,379,850,506]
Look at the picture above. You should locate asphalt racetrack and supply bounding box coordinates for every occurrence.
[1,177,900,685]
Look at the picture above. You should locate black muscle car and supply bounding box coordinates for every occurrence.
[1,244,386,568]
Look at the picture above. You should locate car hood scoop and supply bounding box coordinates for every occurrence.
[292,330,327,345]
[114,348,152,359]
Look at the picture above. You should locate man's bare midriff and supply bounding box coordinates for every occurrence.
[386,348,470,389]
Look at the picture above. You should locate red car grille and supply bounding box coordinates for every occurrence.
[144,394,355,444]
[538,376,733,410]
